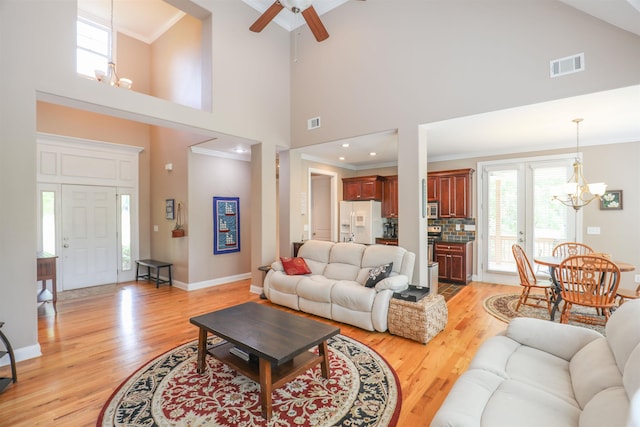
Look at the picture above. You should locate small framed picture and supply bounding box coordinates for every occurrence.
[166,199,175,219]
[600,190,622,210]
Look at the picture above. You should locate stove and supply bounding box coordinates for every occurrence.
[427,225,442,261]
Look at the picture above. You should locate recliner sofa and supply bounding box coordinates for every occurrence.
[431,298,640,427]
[263,240,416,332]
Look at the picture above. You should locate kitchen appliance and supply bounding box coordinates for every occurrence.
[427,225,442,262]
[340,200,383,244]
[427,202,438,219]
[427,261,439,295]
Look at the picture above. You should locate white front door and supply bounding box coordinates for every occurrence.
[61,185,118,289]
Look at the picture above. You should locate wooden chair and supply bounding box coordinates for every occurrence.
[552,242,594,258]
[511,244,553,315]
[557,255,621,326]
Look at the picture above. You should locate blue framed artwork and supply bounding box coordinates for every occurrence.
[213,197,240,254]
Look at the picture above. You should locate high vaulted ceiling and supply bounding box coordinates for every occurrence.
[77,0,640,167]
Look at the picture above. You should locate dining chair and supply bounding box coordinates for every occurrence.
[552,242,594,258]
[557,255,621,326]
[511,244,553,315]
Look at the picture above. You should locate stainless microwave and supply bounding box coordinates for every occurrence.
[427,202,438,219]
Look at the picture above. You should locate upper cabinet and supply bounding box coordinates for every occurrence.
[342,175,384,201]
[427,176,438,201]
[428,168,474,218]
[382,175,398,218]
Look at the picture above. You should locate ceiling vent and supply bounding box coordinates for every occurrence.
[307,116,321,130]
[550,53,584,78]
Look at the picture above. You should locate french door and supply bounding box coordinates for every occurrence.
[479,155,578,284]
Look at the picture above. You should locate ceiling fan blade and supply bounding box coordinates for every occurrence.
[301,5,329,42]
[250,1,284,33]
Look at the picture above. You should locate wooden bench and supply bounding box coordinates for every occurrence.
[135,259,173,288]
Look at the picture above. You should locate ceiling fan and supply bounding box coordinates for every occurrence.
[249,0,330,42]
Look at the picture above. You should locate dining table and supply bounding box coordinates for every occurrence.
[534,255,636,321]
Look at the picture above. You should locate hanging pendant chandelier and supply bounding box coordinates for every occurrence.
[552,118,606,211]
[95,0,132,89]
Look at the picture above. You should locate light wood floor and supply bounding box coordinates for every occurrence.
[0,280,515,426]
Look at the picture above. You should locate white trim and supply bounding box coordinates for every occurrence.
[190,145,250,162]
[182,273,252,291]
[0,343,42,366]
[38,132,144,154]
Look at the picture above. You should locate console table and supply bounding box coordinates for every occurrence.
[37,252,58,306]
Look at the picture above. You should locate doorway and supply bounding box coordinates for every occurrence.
[478,154,577,284]
[308,168,338,242]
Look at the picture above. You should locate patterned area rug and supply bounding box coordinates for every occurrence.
[483,293,605,335]
[98,334,401,427]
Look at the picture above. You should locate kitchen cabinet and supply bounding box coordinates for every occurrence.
[375,237,398,246]
[342,175,384,201]
[434,241,473,284]
[382,175,398,218]
[428,169,474,218]
[427,176,438,201]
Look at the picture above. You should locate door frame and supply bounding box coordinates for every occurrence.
[36,132,142,288]
[476,153,580,285]
[307,168,338,242]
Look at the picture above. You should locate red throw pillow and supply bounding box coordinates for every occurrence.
[280,257,312,275]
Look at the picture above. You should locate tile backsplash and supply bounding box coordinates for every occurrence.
[429,218,476,242]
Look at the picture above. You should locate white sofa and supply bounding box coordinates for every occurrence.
[263,240,416,332]
[431,298,640,427]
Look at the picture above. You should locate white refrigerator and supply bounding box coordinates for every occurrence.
[339,200,383,244]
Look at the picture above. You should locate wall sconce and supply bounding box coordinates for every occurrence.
[165,163,173,171]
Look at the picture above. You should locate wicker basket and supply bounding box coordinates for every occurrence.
[388,293,448,344]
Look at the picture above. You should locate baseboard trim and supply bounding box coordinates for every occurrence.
[0,343,42,366]
[184,273,252,291]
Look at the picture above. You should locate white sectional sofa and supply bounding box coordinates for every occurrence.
[431,298,640,427]
[263,240,416,332]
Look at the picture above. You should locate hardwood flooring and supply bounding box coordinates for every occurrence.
[0,280,514,426]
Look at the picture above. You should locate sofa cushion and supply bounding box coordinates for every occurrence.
[297,240,334,275]
[280,256,311,275]
[297,276,335,303]
[570,337,623,408]
[579,387,629,427]
[323,243,365,281]
[362,245,406,274]
[331,281,376,312]
[365,262,393,288]
[606,299,640,373]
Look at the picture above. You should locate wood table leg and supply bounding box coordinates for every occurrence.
[259,357,273,420]
[196,328,207,374]
[319,340,330,379]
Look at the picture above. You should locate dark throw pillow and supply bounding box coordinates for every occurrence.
[365,262,393,288]
[280,257,312,275]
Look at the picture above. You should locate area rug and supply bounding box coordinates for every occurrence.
[483,293,605,334]
[98,334,401,427]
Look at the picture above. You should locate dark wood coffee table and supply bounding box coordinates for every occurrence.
[189,302,340,420]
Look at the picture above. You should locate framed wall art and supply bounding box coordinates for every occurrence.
[213,197,240,254]
[166,199,175,220]
[600,190,623,210]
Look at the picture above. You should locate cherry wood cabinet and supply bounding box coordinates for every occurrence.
[342,175,384,201]
[428,169,474,218]
[427,176,438,201]
[375,237,398,246]
[382,175,398,218]
[434,241,473,284]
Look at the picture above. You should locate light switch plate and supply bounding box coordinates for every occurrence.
[587,226,600,235]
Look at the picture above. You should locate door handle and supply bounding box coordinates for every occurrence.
[63,244,69,248]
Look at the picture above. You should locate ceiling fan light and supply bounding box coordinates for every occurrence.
[280,0,312,12]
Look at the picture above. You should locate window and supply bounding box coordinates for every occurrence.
[120,194,132,271]
[41,191,56,254]
[77,17,111,78]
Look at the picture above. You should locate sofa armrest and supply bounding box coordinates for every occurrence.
[270,260,284,272]
[506,317,603,361]
[374,275,409,292]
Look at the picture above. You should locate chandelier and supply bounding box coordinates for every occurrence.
[95,0,132,89]
[552,118,606,211]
